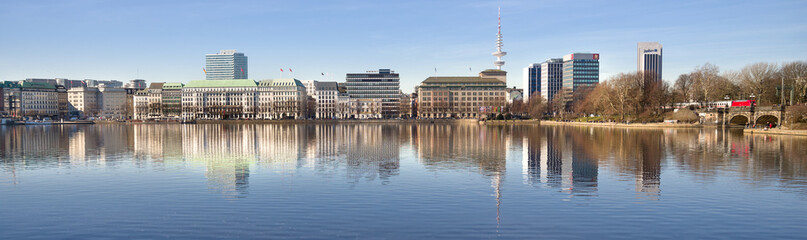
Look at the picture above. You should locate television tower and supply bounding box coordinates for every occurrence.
[492,7,507,70]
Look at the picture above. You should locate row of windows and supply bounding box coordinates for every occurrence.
[422,97,505,102]
[421,91,504,97]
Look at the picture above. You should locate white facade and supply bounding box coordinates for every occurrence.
[133,90,149,120]
[20,87,58,118]
[68,87,99,117]
[180,79,307,120]
[256,79,307,120]
[300,80,317,97]
[638,42,663,81]
[313,81,339,119]
[205,50,248,80]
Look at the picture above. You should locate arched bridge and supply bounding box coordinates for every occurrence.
[723,106,784,126]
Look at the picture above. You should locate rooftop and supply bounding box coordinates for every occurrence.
[20,82,56,89]
[185,79,257,88]
[148,82,165,89]
[421,76,506,85]
[257,78,304,88]
[162,82,185,89]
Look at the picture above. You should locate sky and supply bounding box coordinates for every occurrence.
[1,0,805,93]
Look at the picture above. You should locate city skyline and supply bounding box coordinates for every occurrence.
[1,1,805,93]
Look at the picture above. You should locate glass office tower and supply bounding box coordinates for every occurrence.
[345,69,400,118]
[205,50,248,80]
[562,53,600,93]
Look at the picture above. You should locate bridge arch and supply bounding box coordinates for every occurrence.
[756,114,779,127]
[729,115,749,126]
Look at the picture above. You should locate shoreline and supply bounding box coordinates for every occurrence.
[743,128,807,137]
[539,120,703,129]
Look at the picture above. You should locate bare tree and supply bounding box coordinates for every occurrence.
[609,73,635,121]
[527,94,545,119]
[780,61,807,104]
[732,62,779,105]
[674,74,693,103]
[551,88,569,119]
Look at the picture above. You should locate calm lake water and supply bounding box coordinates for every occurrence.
[1,123,806,239]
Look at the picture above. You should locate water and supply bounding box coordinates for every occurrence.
[1,123,806,239]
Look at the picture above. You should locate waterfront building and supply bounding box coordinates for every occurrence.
[56,85,69,119]
[523,63,540,101]
[67,86,99,118]
[19,82,58,119]
[335,92,351,119]
[637,42,663,81]
[416,70,508,119]
[562,53,600,95]
[182,79,258,119]
[345,69,400,119]
[313,81,339,119]
[539,58,564,103]
[416,9,509,119]
[98,85,127,119]
[2,81,21,117]
[256,78,307,120]
[161,83,184,119]
[400,92,412,118]
[205,50,248,80]
[133,89,149,120]
[146,83,164,119]
[300,80,317,97]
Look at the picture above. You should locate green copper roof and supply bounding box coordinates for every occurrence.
[1,81,21,88]
[20,81,56,89]
[257,78,304,87]
[162,82,185,89]
[184,79,257,88]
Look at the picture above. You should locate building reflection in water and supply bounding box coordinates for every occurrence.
[520,126,599,197]
[1,124,807,199]
[414,124,508,225]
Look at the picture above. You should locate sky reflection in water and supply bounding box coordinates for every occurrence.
[1,124,806,239]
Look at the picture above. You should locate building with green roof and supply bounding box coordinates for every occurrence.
[18,81,59,118]
[161,82,185,118]
[181,79,259,120]
[180,78,308,120]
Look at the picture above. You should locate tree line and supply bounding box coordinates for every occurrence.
[522,61,807,122]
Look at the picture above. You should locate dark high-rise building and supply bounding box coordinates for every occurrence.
[345,69,400,119]
[523,63,540,101]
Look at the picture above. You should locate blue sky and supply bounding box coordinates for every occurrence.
[1,0,805,92]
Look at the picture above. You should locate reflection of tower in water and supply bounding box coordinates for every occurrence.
[636,139,662,199]
[522,127,598,195]
[205,158,250,198]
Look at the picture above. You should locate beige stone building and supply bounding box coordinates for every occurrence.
[68,87,99,118]
[98,85,127,119]
[416,70,508,119]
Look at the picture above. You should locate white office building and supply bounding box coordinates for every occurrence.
[205,50,248,80]
[637,42,662,81]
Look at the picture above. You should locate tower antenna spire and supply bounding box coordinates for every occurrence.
[492,6,506,70]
